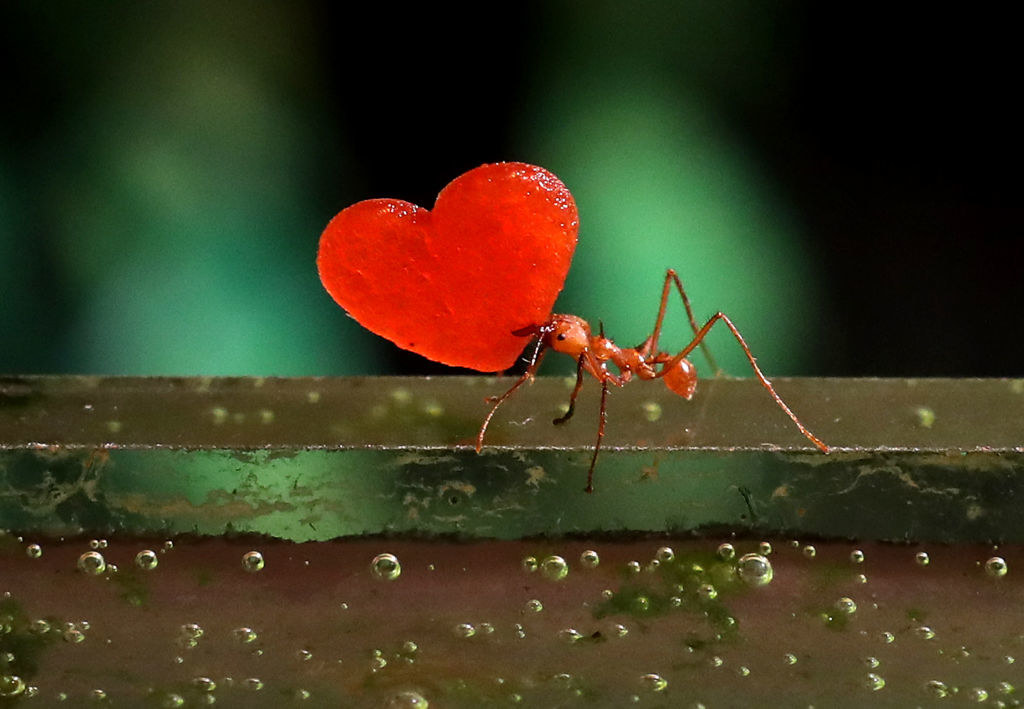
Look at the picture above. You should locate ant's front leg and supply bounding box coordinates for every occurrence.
[476,341,548,452]
[554,353,586,425]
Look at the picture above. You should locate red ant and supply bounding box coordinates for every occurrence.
[476,269,830,492]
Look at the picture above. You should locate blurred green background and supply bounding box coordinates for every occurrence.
[1,3,1020,378]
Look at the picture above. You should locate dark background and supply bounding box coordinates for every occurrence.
[2,3,1020,379]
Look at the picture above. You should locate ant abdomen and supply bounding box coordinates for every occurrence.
[662,358,697,400]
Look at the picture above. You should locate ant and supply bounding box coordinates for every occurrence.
[476,269,829,492]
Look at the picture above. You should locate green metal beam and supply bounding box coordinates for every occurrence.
[2,376,1023,541]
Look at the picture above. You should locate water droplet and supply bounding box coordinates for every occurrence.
[864,673,885,691]
[161,693,185,708]
[997,681,1015,695]
[855,573,868,584]
[783,653,798,665]
[390,387,413,405]
[0,675,25,698]
[77,551,106,575]
[655,546,675,563]
[625,560,641,575]
[633,595,650,612]
[134,550,158,571]
[478,622,494,635]
[453,623,475,638]
[642,402,662,422]
[915,406,936,428]
[558,628,583,644]
[371,553,401,581]
[613,623,629,637]
[521,556,538,572]
[698,584,718,601]
[233,627,258,644]
[30,619,50,635]
[737,553,774,587]
[669,595,682,607]
[716,543,735,561]
[863,656,880,668]
[524,599,543,613]
[25,544,42,559]
[191,677,216,693]
[294,688,311,701]
[915,551,930,566]
[401,640,418,654]
[62,628,85,644]
[835,597,857,614]
[1003,655,1015,664]
[639,673,667,692]
[709,656,723,668]
[579,550,600,568]
[179,623,204,641]
[513,623,526,639]
[736,666,750,677]
[880,631,895,644]
[758,541,773,555]
[645,559,660,573]
[296,649,313,662]
[985,556,1008,577]
[90,689,107,702]
[241,551,265,573]
[601,589,614,600]
[923,680,949,698]
[540,555,568,581]
[968,687,988,702]
[243,678,263,691]
[802,545,816,559]
[384,690,429,708]
[915,626,936,640]
[850,549,865,564]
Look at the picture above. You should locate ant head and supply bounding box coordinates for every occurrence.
[542,314,591,357]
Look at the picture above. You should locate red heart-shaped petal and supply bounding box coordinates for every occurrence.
[317,163,579,371]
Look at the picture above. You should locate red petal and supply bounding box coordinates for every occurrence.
[317,163,579,371]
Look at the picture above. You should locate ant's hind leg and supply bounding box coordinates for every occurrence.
[660,312,829,453]
[641,270,719,374]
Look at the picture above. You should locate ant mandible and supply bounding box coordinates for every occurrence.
[476,269,830,493]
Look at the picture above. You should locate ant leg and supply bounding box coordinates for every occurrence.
[584,378,611,493]
[554,353,586,425]
[476,340,547,453]
[640,270,719,373]
[660,312,829,453]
